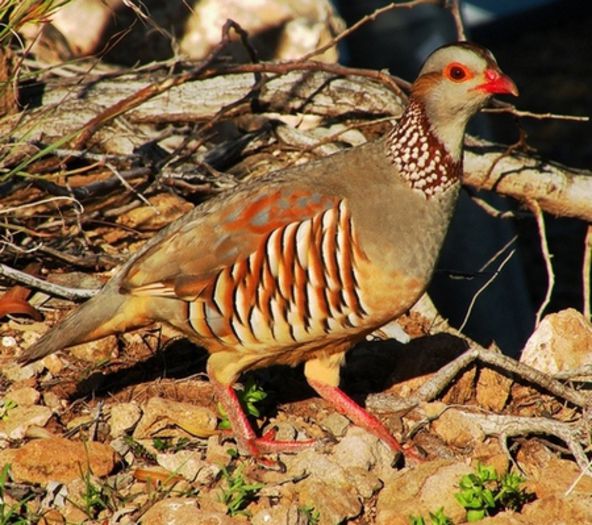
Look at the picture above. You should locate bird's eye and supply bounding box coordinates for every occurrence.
[444,62,471,82]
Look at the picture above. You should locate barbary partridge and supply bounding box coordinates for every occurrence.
[19,42,517,457]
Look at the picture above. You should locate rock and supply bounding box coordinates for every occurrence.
[320,412,350,437]
[431,408,485,448]
[252,502,308,525]
[472,440,510,478]
[296,481,363,525]
[41,354,65,375]
[476,367,512,412]
[282,433,385,525]
[156,450,221,484]
[38,508,66,525]
[522,495,592,524]
[1,361,44,382]
[527,456,592,499]
[0,404,52,439]
[42,391,65,411]
[69,335,118,363]
[1,437,116,483]
[109,402,142,438]
[4,387,40,406]
[520,308,592,373]
[139,498,240,525]
[376,459,472,525]
[134,397,217,439]
[117,193,193,231]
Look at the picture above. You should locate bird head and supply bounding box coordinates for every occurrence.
[410,42,518,160]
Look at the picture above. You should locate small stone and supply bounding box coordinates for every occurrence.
[42,391,64,411]
[2,361,44,382]
[376,459,471,525]
[520,308,592,373]
[156,450,221,484]
[205,435,234,466]
[251,502,304,525]
[2,437,116,483]
[0,404,52,439]
[431,408,485,448]
[320,412,350,437]
[134,397,217,439]
[139,498,240,525]
[38,508,65,525]
[41,354,65,375]
[109,402,142,438]
[476,367,512,412]
[69,335,118,363]
[4,387,40,406]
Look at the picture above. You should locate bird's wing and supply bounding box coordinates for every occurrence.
[122,184,341,297]
[121,182,371,348]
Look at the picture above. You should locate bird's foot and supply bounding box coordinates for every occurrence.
[307,379,424,463]
[242,428,316,456]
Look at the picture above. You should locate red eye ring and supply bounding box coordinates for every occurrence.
[444,62,473,82]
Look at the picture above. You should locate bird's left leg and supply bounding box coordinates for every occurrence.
[304,352,420,460]
[207,353,315,456]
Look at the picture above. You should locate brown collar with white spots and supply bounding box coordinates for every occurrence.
[386,99,462,198]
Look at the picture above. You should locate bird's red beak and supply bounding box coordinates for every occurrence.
[476,68,519,96]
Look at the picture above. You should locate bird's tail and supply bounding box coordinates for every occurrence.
[17,283,149,364]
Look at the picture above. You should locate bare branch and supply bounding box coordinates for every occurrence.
[0,263,98,300]
[584,225,592,321]
[528,199,555,326]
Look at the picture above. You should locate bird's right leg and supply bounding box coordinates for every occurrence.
[207,355,314,456]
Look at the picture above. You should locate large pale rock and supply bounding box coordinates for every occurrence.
[0,437,116,483]
[0,404,52,439]
[520,308,592,373]
[376,459,472,525]
[133,397,217,439]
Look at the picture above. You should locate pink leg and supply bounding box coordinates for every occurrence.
[307,379,421,461]
[211,377,315,456]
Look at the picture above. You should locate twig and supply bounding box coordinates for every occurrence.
[528,199,554,326]
[485,104,589,123]
[299,0,440,63]
[583,224,592,321]
[469,195,516,219]
[459,411,590,472]
[409,345,588,409]
[0,263,98,300]
[70,20,256,150]
[459,248,515,332]
[447,0,467,40]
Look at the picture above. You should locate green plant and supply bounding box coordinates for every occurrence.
[0,400,17,421]
[152,437,190,453]
[409,507,453,525]
[123,435,156,461]
[0,464,35,525]
[219,465,263,516]
[218,377,268,430]
[0,0,72,47]
[299,504,321,525]
[455,464,532,522]
[79,471,111,519]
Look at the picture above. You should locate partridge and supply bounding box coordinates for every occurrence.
[19,42,517,457]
